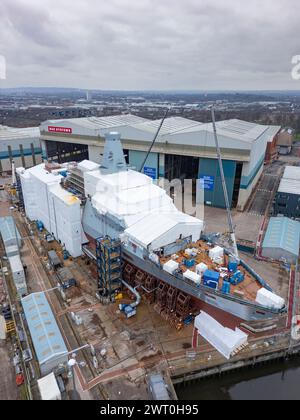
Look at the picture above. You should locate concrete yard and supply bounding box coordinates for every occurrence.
[0,165,298,400]
[246,161,285,217]
[204,206,263,243]
[0,342,18,400]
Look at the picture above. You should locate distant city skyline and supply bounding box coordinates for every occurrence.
[0,0,300,90]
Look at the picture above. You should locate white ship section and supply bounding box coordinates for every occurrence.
[17,159,204,260]
[83,167,204,250]
[17,164,83,258]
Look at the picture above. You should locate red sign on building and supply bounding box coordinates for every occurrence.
[48,126,72,134]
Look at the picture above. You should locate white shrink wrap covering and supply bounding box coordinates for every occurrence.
[17,164,83,258]
[209,246,224,261]
[195,312,248,360]
[183,270,201,286]
[196,263,208,275]
[255,288,285,310]
[163,260,179,275]
[38,373,61,400]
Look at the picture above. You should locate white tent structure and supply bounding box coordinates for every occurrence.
[195,312,248,359]
[82,159,204,248]
[37,373,61,400]
[124,212,203,253]
[255,288,285,310]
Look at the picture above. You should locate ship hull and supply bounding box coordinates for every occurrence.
[122,248,283,322]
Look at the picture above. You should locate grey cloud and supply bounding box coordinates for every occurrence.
[0,0,299,89]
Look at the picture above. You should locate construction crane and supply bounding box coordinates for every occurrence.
[211,106,239,259]
[139,107,170,173]
[11,159,16,185]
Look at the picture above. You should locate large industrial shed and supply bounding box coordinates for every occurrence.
[40,115,280,210]
[262,217,300,264]
[274,166,300,219]
[0,216,21,257]
[0,125,42,173]
[21,293,68,376]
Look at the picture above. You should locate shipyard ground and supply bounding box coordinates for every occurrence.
[0,343,19,400]
[0,166,299,400]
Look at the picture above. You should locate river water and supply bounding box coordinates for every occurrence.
[176,359,300,400]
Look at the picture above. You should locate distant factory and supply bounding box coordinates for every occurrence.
[0,125,42,173]
[40,114,281,210]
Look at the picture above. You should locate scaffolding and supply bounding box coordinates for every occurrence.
[15,173,24,210]
[96,236,122,299]
[66,167,85,195]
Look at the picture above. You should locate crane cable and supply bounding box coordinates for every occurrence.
[139,106,171,173]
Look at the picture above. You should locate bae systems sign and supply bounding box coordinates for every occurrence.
[48,126,73,134]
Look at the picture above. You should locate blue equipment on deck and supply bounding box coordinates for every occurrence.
[184,259,195,268]
[230,270,245,286]
[228,261,239,272]
[36,220,44,232]
[221,281,231,295]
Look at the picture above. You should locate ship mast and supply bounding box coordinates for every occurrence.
[211,106,239,259]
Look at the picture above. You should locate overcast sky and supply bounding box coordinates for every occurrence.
[0,0,299,90]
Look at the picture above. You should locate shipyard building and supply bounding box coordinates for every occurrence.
[262,217,300,264]
[0,125,42,173]
[274,166,300,219]
[277,128,295,155]
[21,293,68,376]
[40,115,280,210]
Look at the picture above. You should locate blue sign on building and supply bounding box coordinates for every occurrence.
[199,175,215,191]
[144,166,157,179]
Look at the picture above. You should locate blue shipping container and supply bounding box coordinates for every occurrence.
[203,270,220,282]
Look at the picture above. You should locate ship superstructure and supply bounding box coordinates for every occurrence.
[17,131,286,322]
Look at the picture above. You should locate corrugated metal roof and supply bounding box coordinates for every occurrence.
[129,117,202,136]
[43,114,147,131]
[266,125,282,140]
[0,125,40,141]
[263,217,300,257]
[0,217,21,245]
[282,166,300,181]
[125,117,275,144]
[182,119,276,144]
[278,178,300,195]
[9,254,23,272]
[41,114,280,144]
[21,293,68,365]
